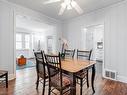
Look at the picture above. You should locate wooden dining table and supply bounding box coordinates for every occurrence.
[61,59,96,95]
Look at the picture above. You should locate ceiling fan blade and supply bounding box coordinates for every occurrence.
[71,1,83,14]
[58,4,66,15]
[43,0,61,4]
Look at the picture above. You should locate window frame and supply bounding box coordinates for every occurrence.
[16,33,31,50]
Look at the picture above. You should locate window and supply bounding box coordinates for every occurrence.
[16,34,22,49]
[25,34,30,49]
[16,33,30,50]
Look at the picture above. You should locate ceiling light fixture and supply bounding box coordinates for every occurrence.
[67,4,72,10]
[43,0,83,15]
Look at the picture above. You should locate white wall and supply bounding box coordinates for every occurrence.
[0,1,14,79]
[62,0,127,83]
[32,27,57,54]
[0,0,62,80]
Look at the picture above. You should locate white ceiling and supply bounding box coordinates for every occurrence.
[16,15,53,32]
[7,0,125,20]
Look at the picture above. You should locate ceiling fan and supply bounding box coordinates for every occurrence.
[43,0,83,15]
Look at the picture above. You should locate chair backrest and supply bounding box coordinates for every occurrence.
[77,49,92,60]
[34,51,46,78]
[34,50,43,60]
[64,49,75,59]
[45,53,63,87]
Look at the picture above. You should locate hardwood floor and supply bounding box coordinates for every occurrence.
[0,67,127,95]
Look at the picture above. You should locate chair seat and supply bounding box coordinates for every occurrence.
[76,70,87,79]
[0,70,8,88]
[51,74,72,89]
[38,67,59,79]
[0,70,8,77]
[38,72,48,79]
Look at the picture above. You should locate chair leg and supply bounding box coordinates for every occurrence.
[6,73,8,88]
[80,79,83,95]
[48,82,51,95]
[36,75,39,89]
[60,89,63,95]
[86,70,89,88]
[42,79,46,95]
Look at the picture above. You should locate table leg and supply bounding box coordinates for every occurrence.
[6,72,8,88]
[71,73,76,95]
[91,64,95,93]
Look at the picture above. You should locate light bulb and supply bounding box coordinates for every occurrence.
[67,4,72,10]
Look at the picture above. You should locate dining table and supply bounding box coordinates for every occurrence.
[61,59,96,95]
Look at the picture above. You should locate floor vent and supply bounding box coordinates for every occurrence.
[104,69,116,80]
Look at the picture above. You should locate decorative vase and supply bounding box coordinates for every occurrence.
[61,53,65,60]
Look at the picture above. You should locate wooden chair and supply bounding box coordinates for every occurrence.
[34,50,48,95]
[76,49,92,95]
[45,53,72,95]
[77,49,92,60]
[0,70,8,88]
[64,49,75,59]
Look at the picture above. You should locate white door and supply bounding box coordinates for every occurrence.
[47,36,53,54]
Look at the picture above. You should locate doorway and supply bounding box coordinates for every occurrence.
[15,14,57,71]
[82,24,104,75]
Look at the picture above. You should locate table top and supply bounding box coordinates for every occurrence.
[61,59,95,73]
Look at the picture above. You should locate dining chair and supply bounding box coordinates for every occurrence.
[34,50,48,95]
[64,49,75,59]
[0,70,8,88]
[76,49,92,95]
[77,49,92,60]
[45,53,72,95]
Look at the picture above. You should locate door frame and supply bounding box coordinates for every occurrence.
[82,24,105,77]
[13,11,58,77]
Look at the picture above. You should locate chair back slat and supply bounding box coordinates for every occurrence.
[34,51,43,61]
[77,49,92,60]
[64,49,75,59]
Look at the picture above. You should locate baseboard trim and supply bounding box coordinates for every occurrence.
[117,75,127,83]
[9,74,16,80]
[103,76,117,81]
